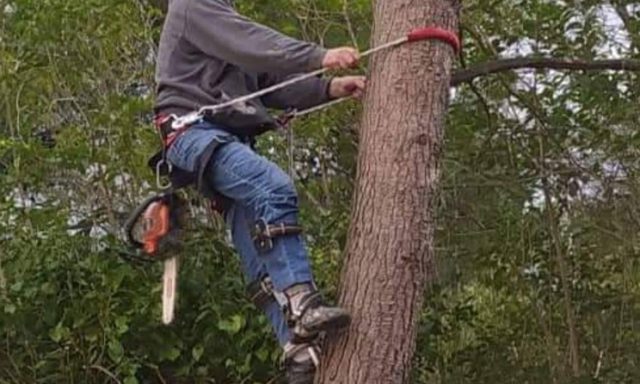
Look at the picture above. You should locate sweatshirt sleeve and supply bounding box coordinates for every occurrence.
[185,0,327,74]
[258,73,333,111]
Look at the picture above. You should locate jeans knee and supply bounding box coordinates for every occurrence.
[272,176,297,200]
[257,177,299,222]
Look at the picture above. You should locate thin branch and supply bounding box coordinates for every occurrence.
[342,0,359,50]
[0,262,6,298]
[594,350,605,379]
[88,365,121,384]
[451,57,640,86]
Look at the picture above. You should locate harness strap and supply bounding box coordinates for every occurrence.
[247,276,290,315]
[155,114,193,148]
[247,276,276,309]
[283,342,321,369]
[253,219,303,252]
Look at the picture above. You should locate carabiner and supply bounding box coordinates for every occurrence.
[171,112,202,130]
[156,159,173,190]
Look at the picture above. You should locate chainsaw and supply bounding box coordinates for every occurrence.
[123,192,187,325]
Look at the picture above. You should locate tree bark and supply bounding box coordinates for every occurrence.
[316,1,459,383]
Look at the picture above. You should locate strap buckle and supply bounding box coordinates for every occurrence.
[260,276,275,295]
[253,219,274,252]
[252,219,303,253]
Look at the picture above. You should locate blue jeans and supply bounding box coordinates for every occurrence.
[167,121,314,345]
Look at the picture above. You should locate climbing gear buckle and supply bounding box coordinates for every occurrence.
[247,275,290,312]
[252,219,303,253]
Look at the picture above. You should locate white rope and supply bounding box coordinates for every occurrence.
[287,121,295,178]
[171,36,408,128]
[293,96,353,118]
[199,67,329,116]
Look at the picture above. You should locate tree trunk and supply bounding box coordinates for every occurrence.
[316,1,459,383]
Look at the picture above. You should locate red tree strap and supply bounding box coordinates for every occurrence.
[407,27,461,53]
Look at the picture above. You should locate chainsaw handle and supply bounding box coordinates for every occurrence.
[124,194,168,249]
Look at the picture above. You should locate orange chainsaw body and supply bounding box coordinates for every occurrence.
[142,201,171,255]
[124,192,185,261]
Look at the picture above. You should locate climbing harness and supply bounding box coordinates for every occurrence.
[123,25,460,325]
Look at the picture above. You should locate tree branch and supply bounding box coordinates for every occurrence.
[451,57,640,86]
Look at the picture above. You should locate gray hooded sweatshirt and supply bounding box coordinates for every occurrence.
[154,0,332,136]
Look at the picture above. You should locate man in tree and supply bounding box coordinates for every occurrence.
[153,0,365,382]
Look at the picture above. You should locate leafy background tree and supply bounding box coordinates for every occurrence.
[1,0,639,382]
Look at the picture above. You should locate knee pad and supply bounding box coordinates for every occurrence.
[252,218,302,253]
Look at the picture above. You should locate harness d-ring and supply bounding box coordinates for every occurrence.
[156,159,173,190]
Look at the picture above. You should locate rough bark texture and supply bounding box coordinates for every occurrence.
[316,1,459,383]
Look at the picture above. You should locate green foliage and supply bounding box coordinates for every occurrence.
[0,0,368,382]
[415,1,640,383]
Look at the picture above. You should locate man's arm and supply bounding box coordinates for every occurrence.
[259,73,367,111]
[186,0,326,74]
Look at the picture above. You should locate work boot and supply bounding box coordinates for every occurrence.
[285,284,351,342]
[283,342,320,384]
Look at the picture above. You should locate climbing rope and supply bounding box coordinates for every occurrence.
[169,27,461,129]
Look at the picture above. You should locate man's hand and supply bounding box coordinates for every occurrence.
[329,76,366,99]
[322,47,360,70]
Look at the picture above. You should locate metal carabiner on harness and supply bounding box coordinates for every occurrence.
[156,159,173,190]
[171,111,203,130]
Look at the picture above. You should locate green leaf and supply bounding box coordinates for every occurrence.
[10,281,23,292]
[49,323,69,343]
[217,314,245,335]
[115,316,129,335]
[107,340,124,363]
[158,344,182,362]
[4,303,16,315]
[256,345,270,362]
[192,345,204,362]
[123,377,138,384]
[166,347,181,362]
